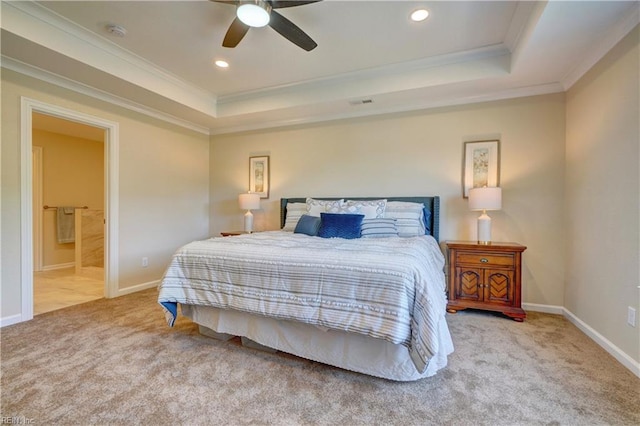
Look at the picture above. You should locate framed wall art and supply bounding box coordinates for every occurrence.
[249,156,270,198]
[462,140,500,198]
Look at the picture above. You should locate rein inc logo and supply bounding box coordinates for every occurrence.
[1,417,34,425]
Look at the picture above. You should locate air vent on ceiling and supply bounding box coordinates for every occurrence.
[106,24,127,38]
[349,99,374,106]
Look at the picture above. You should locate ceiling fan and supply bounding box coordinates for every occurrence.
[213,0,321,51]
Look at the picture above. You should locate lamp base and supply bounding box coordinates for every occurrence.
[244,210,254,233]
[477,211,492,245]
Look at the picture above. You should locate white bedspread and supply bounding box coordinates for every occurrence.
[158,231,448,373]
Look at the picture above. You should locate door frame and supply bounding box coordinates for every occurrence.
[20,97,120,322]
[32,145,43,272]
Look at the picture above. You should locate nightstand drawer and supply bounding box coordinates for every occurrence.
[456,251,515,268]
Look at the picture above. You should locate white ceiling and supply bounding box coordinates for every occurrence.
[1,1,638,135]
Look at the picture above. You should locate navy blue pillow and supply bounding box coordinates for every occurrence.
[318,213,364,239]
[423,207,431,234]
[294,214,321,236]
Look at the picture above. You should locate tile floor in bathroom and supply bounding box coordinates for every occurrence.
[33,266,104,315]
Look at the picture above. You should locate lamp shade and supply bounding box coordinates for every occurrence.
[239,192,260,210]
[469,187,502,211]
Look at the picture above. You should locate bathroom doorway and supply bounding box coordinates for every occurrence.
[20,97,119,323]
[32,112,106,314]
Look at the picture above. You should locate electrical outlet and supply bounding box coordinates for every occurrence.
[628,307,636,327]
[142,257,149,268]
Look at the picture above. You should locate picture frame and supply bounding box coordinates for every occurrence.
[249,156,270,199]
[462,140,500,198]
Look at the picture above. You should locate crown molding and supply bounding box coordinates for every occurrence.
[1,0,218,118]
[217,44,511,117]
[2,56,210,135]
[209,82,565,136]
[504,0,547,70]
[561,4,639,90]
[219,43,510,104]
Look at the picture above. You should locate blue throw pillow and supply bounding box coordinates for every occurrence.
[318,213,364,239]
[294,214,321,236]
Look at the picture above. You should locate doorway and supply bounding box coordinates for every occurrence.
[20,97,120,323]
[32,112,106,314]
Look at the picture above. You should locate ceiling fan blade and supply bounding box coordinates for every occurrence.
[223,17,250,48]
[270,1,322,9]
[210,0,237,4]
[268,10,317,51]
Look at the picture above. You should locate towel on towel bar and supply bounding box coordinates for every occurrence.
[56,207,75,244]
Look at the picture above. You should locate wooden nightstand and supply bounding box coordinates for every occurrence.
[445,241,527,321]
[220,231,250,237]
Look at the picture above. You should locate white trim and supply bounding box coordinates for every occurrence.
[20,99,34,321]
[117,280,159,297]
[2,56,210,136]
[104,123,120,298]
[525,302,640,378]
[41,262,75,272]
[218,44,510,107]
[3,0,217,118]
[563,308,640,378]
[561,5,640,90]
[522,302,564,315]
[20,97,120,324]
[0,314,23,328]
[210,82,565,135]
[32,145,43,271]
[2,279,157,326]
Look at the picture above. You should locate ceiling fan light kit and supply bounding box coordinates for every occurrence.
[214,0,321,51]
[237,0,272,27]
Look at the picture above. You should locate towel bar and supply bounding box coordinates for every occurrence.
[44,205,89,210]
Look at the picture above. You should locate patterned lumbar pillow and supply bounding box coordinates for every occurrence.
[306,198,344,217]
[341,199,387,219]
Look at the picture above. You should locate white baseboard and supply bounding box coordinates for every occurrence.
[1,279,158,327]
[3,290,638,379]
[522,302,564,315]
[526,302,640,378]
[41,262,75,271]
[562,307,640,378]
[115,279,159,297]
[0,314,23,328]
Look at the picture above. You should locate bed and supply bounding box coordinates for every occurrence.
[158,196,453,381]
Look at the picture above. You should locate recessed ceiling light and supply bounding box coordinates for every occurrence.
[410,9,430,22]
[215,60,229,68]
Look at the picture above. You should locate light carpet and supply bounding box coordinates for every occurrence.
[1,288,638,425]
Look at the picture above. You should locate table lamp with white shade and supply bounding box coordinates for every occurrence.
[238,192,260,233]
[468,186,502,245]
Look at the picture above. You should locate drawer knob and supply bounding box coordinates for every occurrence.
[480,258,489,263]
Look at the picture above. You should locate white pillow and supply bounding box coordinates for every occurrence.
[384,201,426,237]
[306,198,344,217]
[342,199,387,219]
[282,202,307,231]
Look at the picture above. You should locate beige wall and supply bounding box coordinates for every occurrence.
[34,129,104,267]
[211,93,567,307]
[565,26,639,362]
[1,69,210,320]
